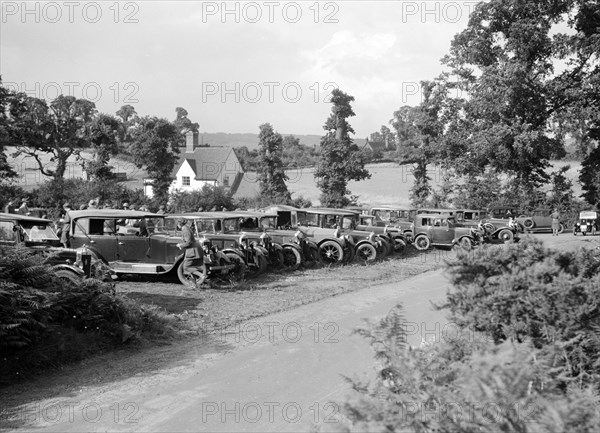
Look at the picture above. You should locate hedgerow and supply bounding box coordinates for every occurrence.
[0,247,176,386]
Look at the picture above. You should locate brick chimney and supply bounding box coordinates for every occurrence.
[185,131,198,153]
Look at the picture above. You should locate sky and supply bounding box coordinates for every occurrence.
[1,1,480,137]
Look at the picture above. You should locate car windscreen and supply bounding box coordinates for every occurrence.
[20,221,59,241]
[259,216,277,230]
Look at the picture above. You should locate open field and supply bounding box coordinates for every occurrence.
[6,147,583,206]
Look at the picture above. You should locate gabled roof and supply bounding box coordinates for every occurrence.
[172,147,237,180]
[366,141,386,152]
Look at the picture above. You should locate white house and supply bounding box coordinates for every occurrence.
[167,131,244,195]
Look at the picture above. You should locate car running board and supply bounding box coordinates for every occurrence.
[110,261,170,274]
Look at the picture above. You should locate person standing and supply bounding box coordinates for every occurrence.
[4,200,15,214]
[61,203,72,247]
[17,198,29,215]
[176,218,205,288]
[551,209,561,236]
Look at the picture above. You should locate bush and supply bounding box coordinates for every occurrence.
[338,305,600,432]
[440,238,600,384]
[0,247,175,385]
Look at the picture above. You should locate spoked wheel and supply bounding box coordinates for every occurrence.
[54,269,82,284]
[281,246,301,271]
[302,244,320,269]
[414,235,431,251]
[177,261,208,288]
[247,255,268,278]
[498,229,514,243]
[377,238,391,258]
[391,236,406,254]
[557,223,565,234]
[270,249,285,270]
[459,237,473,250]
[356,243,378,262]
[223,252,246,282]
[319,240,344,265]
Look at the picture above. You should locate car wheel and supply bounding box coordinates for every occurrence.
[459,237,473,250]
[302,244,320,269]
[270,249,285,270]
[558,223,565,234]
[177,261,208,288]
[403,231,414,243]
[247,255,268,278]
[414,235,431,251]
[54,269,82,285]
[281,246,301,271]
[343,244,355,264]
[392,236,406,254]
[319,240,344,265]
[498,229,514,243]
[356,243,378,262]
[483,223,496,233]
[523,218,535,229]
[377,238,391,258]
[223,252,246,282]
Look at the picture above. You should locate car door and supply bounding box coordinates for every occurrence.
[431,218,454,244]
[71,217,118,262]
[0,219,18,247]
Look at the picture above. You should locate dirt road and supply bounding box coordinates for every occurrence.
[3,270,451,433]
[2,232,596,432]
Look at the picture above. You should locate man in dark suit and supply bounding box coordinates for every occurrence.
[176,218,205,287]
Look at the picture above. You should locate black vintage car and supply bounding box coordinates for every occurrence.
[573,211,598,236]
[67,209,245,286]
[0,212,84,282]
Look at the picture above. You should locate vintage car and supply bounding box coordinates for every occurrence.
[166,213,270,278]
[0,212,86,282]
[573,211,598,236]
[260,205,350,265]
[232,210,320,270]
[369,206,417,241]
[303,208,390,262]
[484,206,526,234]
[67,209,245,286]
[412,213,480,251]
[515,209,565,234]
[350,213,407,254]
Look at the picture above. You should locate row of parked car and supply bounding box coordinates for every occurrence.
[1,204,596,287]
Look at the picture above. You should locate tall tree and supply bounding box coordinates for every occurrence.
[7,94,96,181]
[82,114,121,181]
[115,104,138,147]
[391,81,446,206]
[314,89,370,207]
[128,117,181,203]
[579,145,600,208]
[439,0,600,187]
[256,123,290,203]
[173,107,199,136]
[0,79,17,181]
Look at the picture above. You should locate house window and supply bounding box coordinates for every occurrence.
[223,175,229,186]
[182,176,190,186]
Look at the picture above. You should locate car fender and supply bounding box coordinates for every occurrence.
[222,248,245,260]
[318,237,345,248]
[282,242,302,252]
[52,263,86,277]
[356,239,378,248]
